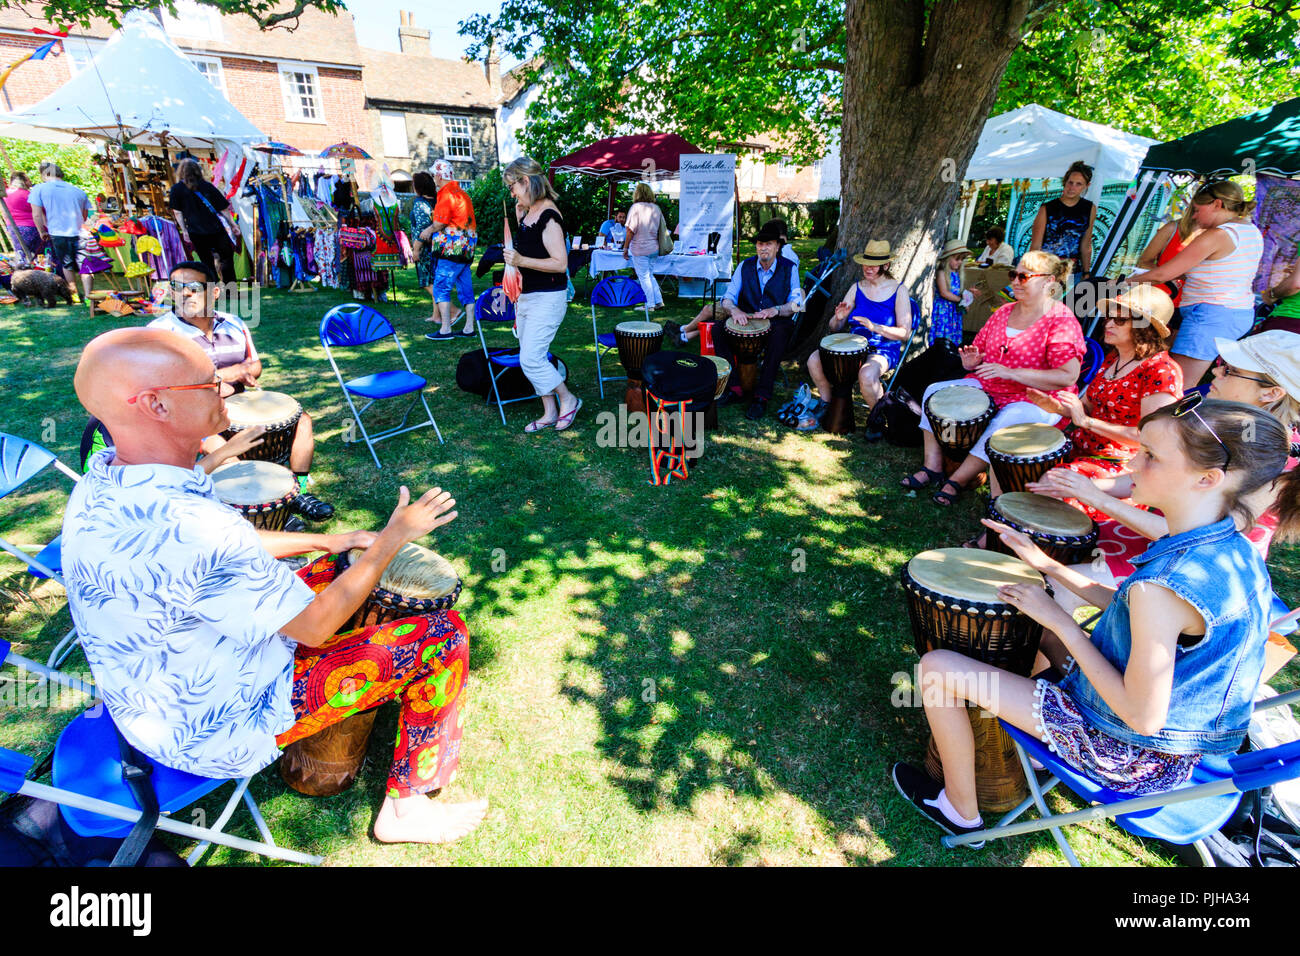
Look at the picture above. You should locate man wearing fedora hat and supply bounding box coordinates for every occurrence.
[706,219,804,419]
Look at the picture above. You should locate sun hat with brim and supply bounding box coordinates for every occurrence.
[749,221,785,245]
[854,240,893,265]
[1214,330,1300,400]
[939,239,970,261]
[1097,285,1174,338]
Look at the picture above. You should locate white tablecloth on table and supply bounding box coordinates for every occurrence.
[589,250,724,283]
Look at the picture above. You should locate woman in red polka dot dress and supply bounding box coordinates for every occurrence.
[1026,285,1182,521]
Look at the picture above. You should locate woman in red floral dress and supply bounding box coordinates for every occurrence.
[1026,285,1182,520]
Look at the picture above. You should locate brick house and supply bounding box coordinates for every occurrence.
[361,12,502,190]
[0,1,372,156]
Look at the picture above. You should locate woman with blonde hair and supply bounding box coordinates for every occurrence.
[501,156,582,432]
[621,181,665,309]
[1126,180,1263,385]
[901,250,1086,507]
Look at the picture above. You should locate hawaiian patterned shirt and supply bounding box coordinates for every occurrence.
[62,450,313,777]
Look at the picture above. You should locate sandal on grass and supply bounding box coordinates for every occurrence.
[900,466,943,491]
[524,418,556,433]
[932,478,966,507]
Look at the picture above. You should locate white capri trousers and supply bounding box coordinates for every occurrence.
[629,254,664,308]
[918,378,1061,461]
[515,289,568,396]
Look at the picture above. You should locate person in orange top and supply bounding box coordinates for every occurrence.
[421,159,478,341]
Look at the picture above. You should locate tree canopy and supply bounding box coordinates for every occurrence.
[464,0,1299,164]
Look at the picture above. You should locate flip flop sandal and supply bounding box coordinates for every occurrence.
[555,397,583,431]
[932,479,966,507]
[900,466,944,491]
[524,418,556,433]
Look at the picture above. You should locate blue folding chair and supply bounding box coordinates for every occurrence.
[0,640,320,865]
[944,689,1300,865]
[0,432,82,668]
[1077,338,1106,388]
[590,275,650,399]
[474,286,561,426]
[319,304,443,469]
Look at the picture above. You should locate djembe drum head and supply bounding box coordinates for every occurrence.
[987,423,1067,459]
[210,459,297,530]
[224,389,301,429]
[925,385,993,426]
[724,316,771,339]
[987,492,1098,565]
[338,542,462,632]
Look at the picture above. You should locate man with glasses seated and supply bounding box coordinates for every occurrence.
[147,260,334,525]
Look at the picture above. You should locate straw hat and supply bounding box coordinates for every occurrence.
[939,239,970,261]
[853,240,893,265]
[1097,285,1174,338]
[1214,330,1300,400]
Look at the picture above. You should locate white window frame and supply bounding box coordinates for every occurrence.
[442,115,473,162]
[279,65,325,124]
[379,110,408,158]
[777,156,797,178]
[188,55,227,96]
[163,0,224,40]
[63,36,106,75]
[457,180,473,191]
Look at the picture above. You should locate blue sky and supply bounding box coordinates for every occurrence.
[343,0,519,66]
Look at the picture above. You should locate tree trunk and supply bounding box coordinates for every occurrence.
[805,0,1051,359]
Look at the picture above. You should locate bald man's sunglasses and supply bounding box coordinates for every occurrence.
[126,375,223,405]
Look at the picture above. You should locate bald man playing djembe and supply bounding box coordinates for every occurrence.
[62,328,487,844]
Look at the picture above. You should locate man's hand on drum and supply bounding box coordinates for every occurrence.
[199,424,265,473]
[958,344,983,371]
[222,361,259,388]
[981,518,1055,573]
[1026,467,1102,507]
[727,308,748,326]
[326,530,379,553]
[752,307,779,320]
[384,486,458,545]
[997,582,1078,638]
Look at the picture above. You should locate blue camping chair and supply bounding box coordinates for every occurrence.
[0,639,320,866]
[1078,338,1106,388]
[474,286,562,426]
[0,432,82,668]
[590,275,650,399]
[320,304,443,469]
[943,689,1300,864]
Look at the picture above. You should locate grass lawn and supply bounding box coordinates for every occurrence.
[1,244,1296,867]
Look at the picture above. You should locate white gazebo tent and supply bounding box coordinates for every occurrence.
[0,10,263,150]
[954,104,1158,244]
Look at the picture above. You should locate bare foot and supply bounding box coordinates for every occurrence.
[373,794,488,844]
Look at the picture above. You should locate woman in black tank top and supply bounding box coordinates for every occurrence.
[502,156,582,432]
[1030,160,1097,276]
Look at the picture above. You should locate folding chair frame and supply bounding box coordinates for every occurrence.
[320,309,443,470]
[943,689,1300,863]
[0,646,320,866]
[591,276,650,399]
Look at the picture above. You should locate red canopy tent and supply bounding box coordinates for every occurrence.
[549,132,705,217]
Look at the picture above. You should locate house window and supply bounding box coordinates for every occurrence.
[442,116,473,161]
[777,156,797,178]
[64,36,106,75]
[458,180,473,190]
[380,110,408,157]
[164,0,224,40]
[189,56,226,96]
[280,66,323,122]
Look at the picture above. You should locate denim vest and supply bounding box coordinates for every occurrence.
[737,255,793,314]
[1059,516,1270,755]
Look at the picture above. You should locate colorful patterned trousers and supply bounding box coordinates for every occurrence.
[275,554,469,798]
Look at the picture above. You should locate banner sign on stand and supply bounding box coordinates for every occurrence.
[678,153,735,297]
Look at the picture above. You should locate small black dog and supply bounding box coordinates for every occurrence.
[11,269,74,308]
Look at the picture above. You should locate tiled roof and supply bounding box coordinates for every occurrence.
[360,46,497,110]
[0,2,363,67]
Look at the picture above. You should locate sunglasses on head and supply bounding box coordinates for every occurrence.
[1169,392,1231,471]
[1008,271,1051,283]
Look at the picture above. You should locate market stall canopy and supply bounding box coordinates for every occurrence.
[549,132,705,181]
[963,104,1157,202]
[1140,98,1300,177]
[0,10,264,150]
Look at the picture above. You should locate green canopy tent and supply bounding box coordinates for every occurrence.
[1093,98,1300,278]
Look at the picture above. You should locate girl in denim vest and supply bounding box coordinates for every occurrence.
[893,399,1300,846]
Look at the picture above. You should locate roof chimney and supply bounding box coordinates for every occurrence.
[485,34,501,93]
[397,11,430,56]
